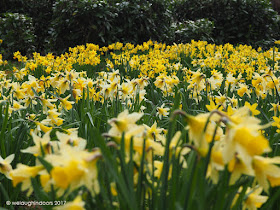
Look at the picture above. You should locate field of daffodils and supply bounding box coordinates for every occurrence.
[1,40,280,209]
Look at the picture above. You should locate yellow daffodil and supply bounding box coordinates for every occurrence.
[253,156,280,192]
[9,164,44,196]
[143,122,165,142]
[54,195,85,210]
[243,187,268,210]
[21,131,57,156]
[108,109,143,135]
[0,154,14,179]
[156,103,170,120]
[59,95,74,110]
[245,102,260,116]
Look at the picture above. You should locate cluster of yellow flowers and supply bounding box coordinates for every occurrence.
[0,130,97,210]
[1,40,280,209]
[187,105,280,209]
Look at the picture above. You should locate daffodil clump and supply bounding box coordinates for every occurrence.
[1,40,280,209]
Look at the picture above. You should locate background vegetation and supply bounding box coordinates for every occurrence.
[0,0,279,58]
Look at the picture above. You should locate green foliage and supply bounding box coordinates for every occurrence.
[0,0,55,54]
[50,0,115,53]
[0,0,280,56]
[20,0,54,54]
[173,18,215,43]
[110,0,173,44]
[50,0,172,54]
[173,0,280,48]
[0,13,35,59]
[0,0,25,14]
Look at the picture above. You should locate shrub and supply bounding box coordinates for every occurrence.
[50,0,116,53]
[110,0,173,44]
[50,0,172,54]
[173,0,280,48]
[0,0,25,14]
[0,13,35,59]
[20,0,55,54]
[173,18,215,43]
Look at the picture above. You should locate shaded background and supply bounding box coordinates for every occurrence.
[0,0,279,59]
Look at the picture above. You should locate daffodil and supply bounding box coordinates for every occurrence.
[168,131,190,167]
[56,131,87,150]
[252,156,280,192]
[227,153,254,185]
[143,122,165,143]
[207,141,225,184]
[54,195,85,210]
[243,186,268,210]
[223,124,271,172]
[108,109,143,135]
[35,121,53,133]
[184,112,222,156]
[272,116,280,133]
[156,103,170,120]
[245,102,260,116]
[0,154,14,179]
[47,146,101,196]
[206,99,223,112]
[269,102,280,116]
[9,164,44,196]
[39,94,57,112]
[21,131,57,157]
[59,95,74,110]
[47,109,64,126]
[58,79,70,94]
[237,83,250,98]
[153,160,172,179]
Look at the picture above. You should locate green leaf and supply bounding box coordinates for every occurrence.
[37,156,53,174]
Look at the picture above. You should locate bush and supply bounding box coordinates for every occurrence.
[173,18,215,43]
[50,0,115,54]
[0,0,24,14]
[20,0,55,54]
[110,0,173,44]
[50,0,172,54]
[173,0,280,48]
[0,0,54,55]
[0,13,35,59]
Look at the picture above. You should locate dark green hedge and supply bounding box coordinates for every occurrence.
[173,0,280,48]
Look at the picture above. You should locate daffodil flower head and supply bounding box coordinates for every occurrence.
[59,95,74,110]
[9,164,44,196]
[47,146,101,196]
[0,154,14,179]
[56,131,87,150]
[252,156,280,192]
[184,112,222,157]
[156,103,170,120]
[244,186,268,210]
[245,102,260,116]
[54,195,85,210]
[108,109,143,134]
[21,131,57,157]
